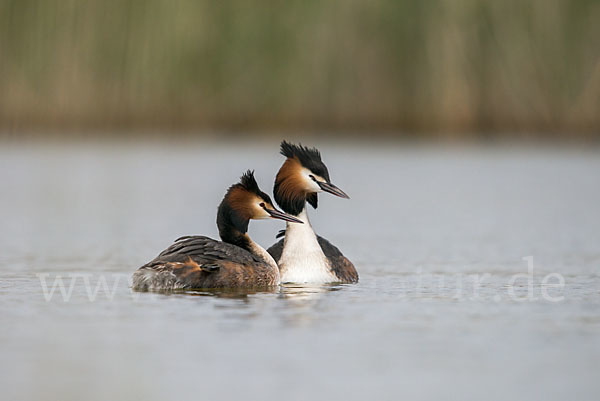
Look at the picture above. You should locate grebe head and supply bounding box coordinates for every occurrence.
[274,141,349,215]
[218,170,302,239]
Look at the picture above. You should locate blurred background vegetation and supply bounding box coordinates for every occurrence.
[0,0,599,139]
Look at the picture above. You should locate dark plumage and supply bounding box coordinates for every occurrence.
[134,236,278,290]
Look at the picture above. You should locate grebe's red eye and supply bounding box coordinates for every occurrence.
[259,202,266,208]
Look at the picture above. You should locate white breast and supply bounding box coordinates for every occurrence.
[278,209,337,283]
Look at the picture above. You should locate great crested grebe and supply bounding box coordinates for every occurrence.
[267,141,358,284]
[132,171,302,291]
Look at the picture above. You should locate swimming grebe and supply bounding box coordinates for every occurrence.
[132,171,302,291]
[267,141,358,284]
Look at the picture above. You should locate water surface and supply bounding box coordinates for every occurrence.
[1,141,599,401]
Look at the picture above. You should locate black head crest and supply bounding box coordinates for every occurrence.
[279,141,330,182]
[280,141,321,163]
[237,170,274,205]
[239,170,260,194]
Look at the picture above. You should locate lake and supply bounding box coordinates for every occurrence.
[1,139,599,401]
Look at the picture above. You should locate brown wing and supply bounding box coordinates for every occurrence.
[133,236,264,290]
[151,235,262,266]
[316,236,359,283]
[267,235,359,284]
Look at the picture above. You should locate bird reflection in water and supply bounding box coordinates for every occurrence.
[279,283,342,301]
[155,284,342,301]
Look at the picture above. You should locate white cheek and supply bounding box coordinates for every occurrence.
[301,169,323,192]
[255,204,271,219]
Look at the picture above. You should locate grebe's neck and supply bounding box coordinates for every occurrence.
[283,208,319,248]
[246,237,279,271]
[279,207,337,283]
[287,208,312,227]
[217,213,251,251]
[218,218,279,272]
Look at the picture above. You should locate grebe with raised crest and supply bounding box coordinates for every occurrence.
[267,141,358,284]
[132,170,302,291]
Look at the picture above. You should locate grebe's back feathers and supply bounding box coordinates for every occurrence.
[154,235,262,266]
[133,236,275,291]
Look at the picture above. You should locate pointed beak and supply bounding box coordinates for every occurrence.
[317,181,350,199]
[265,207,304,224]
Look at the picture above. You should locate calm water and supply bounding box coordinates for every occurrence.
[1,140,599,401]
